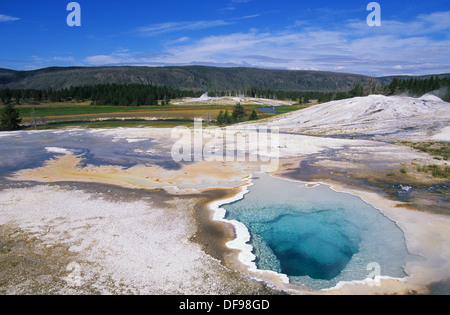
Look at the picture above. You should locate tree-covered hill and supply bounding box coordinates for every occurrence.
[0,66,378,92]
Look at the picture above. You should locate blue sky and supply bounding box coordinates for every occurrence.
[1,0,450,76]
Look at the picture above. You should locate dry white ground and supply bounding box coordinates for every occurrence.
[0,184,274,295]
[172,93,295,106]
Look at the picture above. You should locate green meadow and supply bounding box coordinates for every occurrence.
[17,102,278,130]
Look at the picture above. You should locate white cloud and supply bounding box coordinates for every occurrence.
[84,55,121,65]
[219,0,252,13]
[136,20,232,36]
[0,14,20,22]
[53,56,75,62]
[417,11,450,33]
[83,11,450,76]
[347,11,450,38]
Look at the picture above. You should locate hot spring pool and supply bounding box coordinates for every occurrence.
[222,174,413,290]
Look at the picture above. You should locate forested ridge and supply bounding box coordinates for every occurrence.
[0,66,375,92]
[0,84,201,106]
[0,66,449,106]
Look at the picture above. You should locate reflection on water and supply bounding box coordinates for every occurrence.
[0,130,181,178]
[258,107,276,114]
[223,174,413,290]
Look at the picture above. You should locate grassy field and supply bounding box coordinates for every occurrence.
[398,141,449,161]
[29,119,197,130]
[397,141,449,179]
[17,101,278,130]
[274,103,317,114]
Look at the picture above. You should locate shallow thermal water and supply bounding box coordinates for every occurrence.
[0,130,179,178]
[0,129,416,292]
[223,173,413,290]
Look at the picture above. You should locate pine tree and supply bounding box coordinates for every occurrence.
[248,110,259,121]
[216,110,224,125]
[387,78,400,95]
[349,83,365,97]
[0,89,12,105]
[224,109,232,125]
[0,103,22,131]
[231,102,246,122]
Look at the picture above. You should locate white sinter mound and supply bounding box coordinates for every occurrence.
[173,92,294,106]
[257,94,450,140]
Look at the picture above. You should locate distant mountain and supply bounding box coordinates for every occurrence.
[0,66,378,92]
[378,73,450,84]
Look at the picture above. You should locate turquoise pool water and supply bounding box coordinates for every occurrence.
[223,174,413,290]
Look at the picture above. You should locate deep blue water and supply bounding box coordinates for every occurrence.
[223,174,413,290]
[259,209,361,280]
